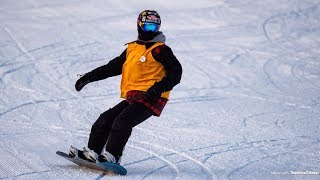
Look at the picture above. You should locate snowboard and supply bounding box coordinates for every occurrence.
[56,151,127,175]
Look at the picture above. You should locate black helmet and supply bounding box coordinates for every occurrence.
[137,10,161,33]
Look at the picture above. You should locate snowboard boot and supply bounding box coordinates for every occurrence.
[68,146,87,159]
[98,150,121,164]
[68,146,98,163]
[83,147,99,163]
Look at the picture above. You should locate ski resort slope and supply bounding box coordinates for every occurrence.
[0,0,319,179]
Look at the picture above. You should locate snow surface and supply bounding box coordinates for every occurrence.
[0,0,320,179]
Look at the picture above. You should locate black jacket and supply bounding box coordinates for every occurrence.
[79,41,182,94]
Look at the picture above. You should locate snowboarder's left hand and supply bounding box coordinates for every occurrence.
[143,85,162,102]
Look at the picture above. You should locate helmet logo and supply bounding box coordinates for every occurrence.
[141,16,146,22]
[148,15,159,20]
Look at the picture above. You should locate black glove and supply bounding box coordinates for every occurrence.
[75,74,91,91]
[143,84,162,102]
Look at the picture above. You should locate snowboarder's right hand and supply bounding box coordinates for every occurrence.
[75,74,91,91]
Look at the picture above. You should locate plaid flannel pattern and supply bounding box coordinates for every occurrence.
[126,90,167,116]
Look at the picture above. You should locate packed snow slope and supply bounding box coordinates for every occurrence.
[0,0,319,179]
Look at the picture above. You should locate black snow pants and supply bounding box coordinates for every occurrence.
[87,100,153,158]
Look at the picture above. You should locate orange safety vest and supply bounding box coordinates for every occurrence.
[120,42,170,99]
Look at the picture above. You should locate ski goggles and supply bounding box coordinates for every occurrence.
[140,23,160,32]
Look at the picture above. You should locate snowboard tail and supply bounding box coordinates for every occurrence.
[56,151,127,175]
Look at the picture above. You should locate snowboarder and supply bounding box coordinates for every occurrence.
[68,10,182,164]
